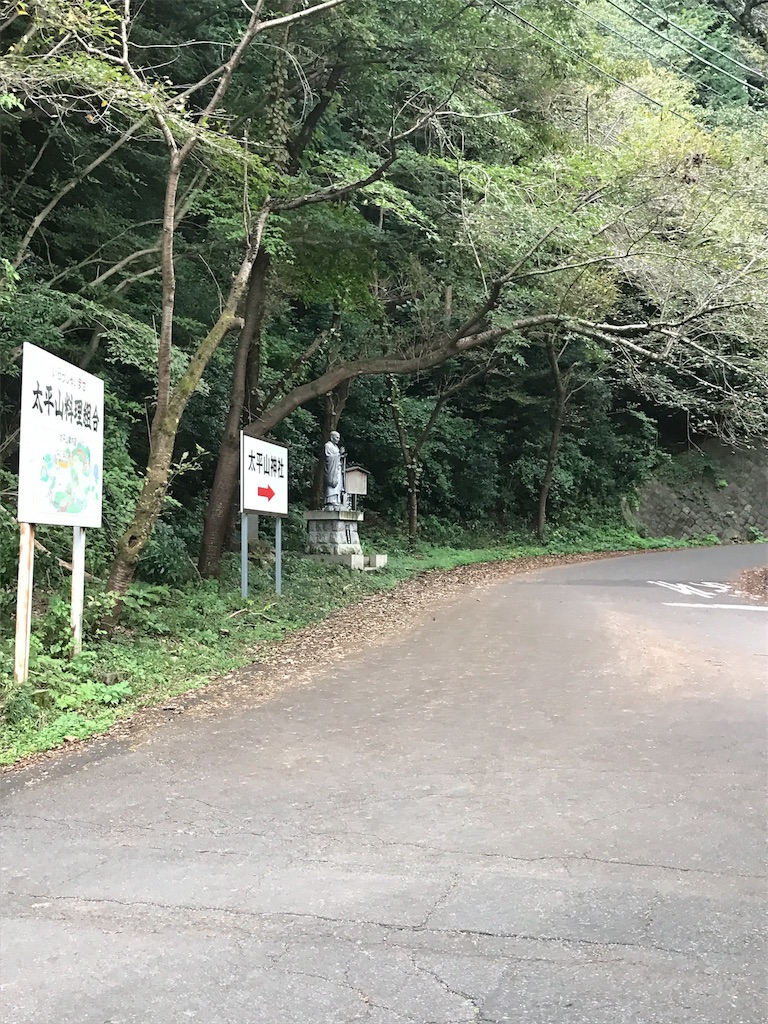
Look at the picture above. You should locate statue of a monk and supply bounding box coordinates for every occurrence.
[323,430,346,509]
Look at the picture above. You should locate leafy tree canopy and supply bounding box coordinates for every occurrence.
[0,0,766,585]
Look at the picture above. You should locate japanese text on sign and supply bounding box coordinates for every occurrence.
[240,434,288,516]
[246,451,285,479]
[31,381,101,432]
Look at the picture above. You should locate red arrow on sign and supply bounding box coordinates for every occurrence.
[257,484,275,501]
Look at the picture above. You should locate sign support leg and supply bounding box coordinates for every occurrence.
[241,513,249,600]
[71,526,86,656]
[275,517,282,596]
[14,522,35,684]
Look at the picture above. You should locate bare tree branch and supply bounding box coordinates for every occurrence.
[261,317,338,409]
[273,106,437,212]
[256,0,349,34]
[13,116,149,268]
[168,0,349,112]
[9,123,57,204]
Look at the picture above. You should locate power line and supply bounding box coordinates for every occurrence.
[559,0,720,97]
[483,0,768,249]
[631,0,766,81]
[602,0,765,95]
[487,0,768,150]
[559,0,768,144]
[486,0,694,124]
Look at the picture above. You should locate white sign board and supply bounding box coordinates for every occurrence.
[17,343,104,527]
[346,466,368,496]
[240,433,288,517]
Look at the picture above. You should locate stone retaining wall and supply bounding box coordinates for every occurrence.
[632,440,767,542]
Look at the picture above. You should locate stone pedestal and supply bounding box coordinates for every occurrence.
[305,510,364,555]
[304,510,387,570]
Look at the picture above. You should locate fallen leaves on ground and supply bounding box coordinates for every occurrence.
[733,565,768,604]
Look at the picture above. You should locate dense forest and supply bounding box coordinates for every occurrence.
[1,0,767,595]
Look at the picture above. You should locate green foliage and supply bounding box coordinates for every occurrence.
[52,676,132,711]
[139,524,195,585]
[0,257,20,292]
[0,92,22,110]
[2,0,765,508]
[0,0,766,767]
[655,450,719,487]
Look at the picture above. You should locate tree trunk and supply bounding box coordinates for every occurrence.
[105,425,177,606]
[536,404,565,542]
[100,1,354,614]
[537,338,567,542]
[406,465,419,545]
[387,376,419,543]
[198,424,242,579]
[199,251,270,577]
[104,275,246,612]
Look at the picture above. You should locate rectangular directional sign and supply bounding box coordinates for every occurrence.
[240,433,288,517]
[17,343,104,527]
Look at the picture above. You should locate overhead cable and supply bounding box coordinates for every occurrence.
[602,0,765,95]
[486,0,693,123]
[559,0,720,96]
[559,0,768,144]
[631,0,766,80]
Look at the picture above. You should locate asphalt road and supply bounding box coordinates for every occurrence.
[2,545,767,1023]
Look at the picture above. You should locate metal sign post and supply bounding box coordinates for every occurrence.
[241,513,249,600]
[240,433,288,598]
[275,517,282,595]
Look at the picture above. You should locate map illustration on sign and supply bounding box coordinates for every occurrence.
[41,442,101,516]
[17,344,105,528]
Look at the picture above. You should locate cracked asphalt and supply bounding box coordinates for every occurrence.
[1,545,767,1023]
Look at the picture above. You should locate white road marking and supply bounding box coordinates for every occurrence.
[697,581,732,593]
[662,602,768,611]
[648,580,730,598]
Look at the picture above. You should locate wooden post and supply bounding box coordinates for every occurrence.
[14,522,35,684]
[71,526,86,656]
[241,513,249,600]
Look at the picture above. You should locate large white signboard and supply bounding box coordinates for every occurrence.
[17,343,104,527]
[240,433,288,517]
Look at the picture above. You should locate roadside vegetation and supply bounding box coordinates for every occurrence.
[1,2,766,761]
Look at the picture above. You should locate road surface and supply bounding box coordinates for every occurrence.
[2,545,767,1023]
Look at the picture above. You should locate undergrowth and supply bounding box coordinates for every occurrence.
[0,525,721,765]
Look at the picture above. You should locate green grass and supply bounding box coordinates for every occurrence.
[0,525,720,765]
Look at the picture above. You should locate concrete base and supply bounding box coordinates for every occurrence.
[305,509,364,556]
[304,510,387,570]
[305,553,388,571]
[305,553,365,570]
